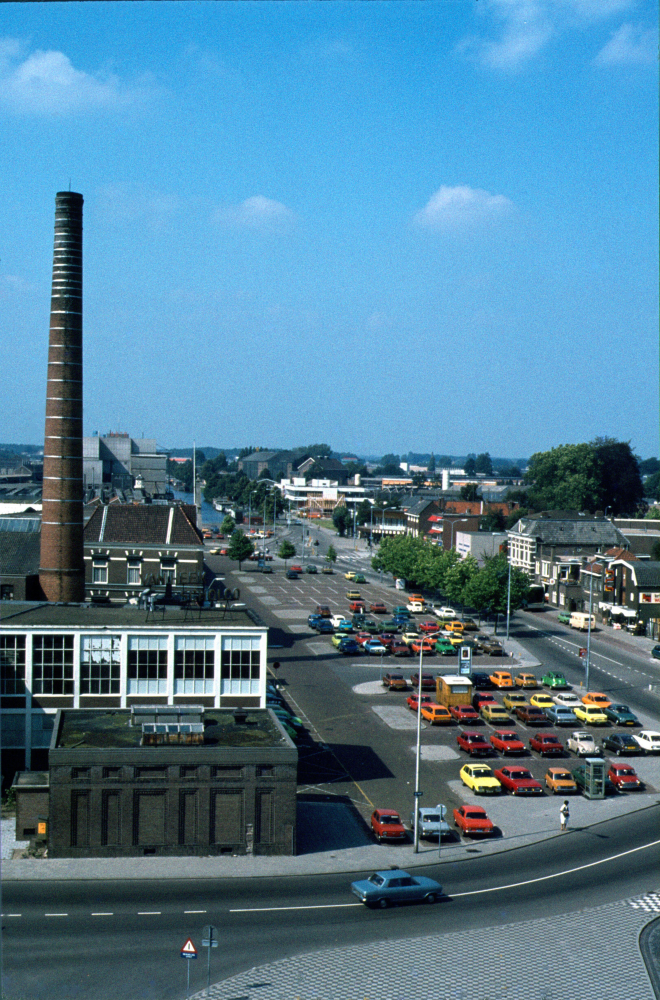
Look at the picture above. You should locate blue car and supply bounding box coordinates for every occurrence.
[315,620,334,634]
[351,869,442,908]
[308,614,323,627]
[338,638,361,655]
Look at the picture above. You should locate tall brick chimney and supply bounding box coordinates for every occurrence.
[39,192,85,603]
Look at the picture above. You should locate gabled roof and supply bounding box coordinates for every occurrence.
[406,499,440,517]
[84,504,203,547]
[619,561,660,587]
[511,513,628,548]
[0,531,41,575]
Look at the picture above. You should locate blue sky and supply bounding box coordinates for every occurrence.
[1,0,657,459]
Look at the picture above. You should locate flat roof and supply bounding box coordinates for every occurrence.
[0,602,265,631]
[55,708,288,750]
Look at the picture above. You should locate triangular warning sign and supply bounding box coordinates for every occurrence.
[181,938,197,956]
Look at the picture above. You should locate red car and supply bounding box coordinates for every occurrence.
[378,633,397,649]
[472,692,498,710]
[407,693,433,711]
[369,601,387,614]
[349,601,366,613]
[354,631,373,645]
[371,808,407,842]
[607,763,643,791]
[489,730,527,754]
[494,766,544,795]
[291,565,303,574]
[453,805,495,837]
[411,639,435,655]
[391,640,412,657]
[410,672,436,690]
[457,730,491,756]
[315,605,332,617]
[529,733,565,756]
[419,620,441,634]
[450,704,480,723]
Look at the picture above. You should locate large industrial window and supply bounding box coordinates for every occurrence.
[220,636,261,696]
[174,636,214,694]
[80,635,121,694]
[127,636,168,694]
[32,635,74,695]
[0,635,25,695]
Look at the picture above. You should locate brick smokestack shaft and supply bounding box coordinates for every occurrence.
[39,192,85,602]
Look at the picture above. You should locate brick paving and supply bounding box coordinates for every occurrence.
[192,890,659,1000]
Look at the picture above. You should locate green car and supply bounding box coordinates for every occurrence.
[604,703,640,726]
[305,564,318,574]
[353,573,367,584]
[435,638,456,656]
[382,619,402,632]
[542,671,570,688]
[392,606,411,617]
[557,611,571,624]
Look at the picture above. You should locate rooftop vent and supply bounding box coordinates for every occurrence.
[141,723,204,745]
[131,704,204,726]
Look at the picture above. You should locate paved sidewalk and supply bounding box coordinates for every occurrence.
[191,889,660,1000]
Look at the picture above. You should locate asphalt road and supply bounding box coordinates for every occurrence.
[2,807,658,1000]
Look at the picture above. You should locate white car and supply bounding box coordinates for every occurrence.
[553,692,581,709]
[632,731,660,754]
[410,805,450,840]
[330,614,347,628]
[566,731,601,757]
[433,606,457,618]
[407,602,425,613]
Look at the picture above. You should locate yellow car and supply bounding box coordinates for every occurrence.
[346,590,362,601]
[515,672,537,688]
[401,631,421,646]
[503,693,528,711]
[530,693,555,710]
[441,631,465,646]
[574,705,609,725]
[489,671,514,689]
[460,763,502,795]
[345,571,357,581]
[479,703,511,724]
[443,620,465,634]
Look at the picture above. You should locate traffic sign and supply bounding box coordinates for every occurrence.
[413,790,423,798]
[181,938,198,959]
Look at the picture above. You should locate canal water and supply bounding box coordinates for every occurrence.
[171,490,220,528]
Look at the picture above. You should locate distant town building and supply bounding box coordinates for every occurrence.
[83,433,168,495]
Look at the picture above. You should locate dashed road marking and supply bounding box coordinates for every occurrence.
[184,910,207,914]
[45,913,68,917]
[91,912,113,916]
[138,911,161,915]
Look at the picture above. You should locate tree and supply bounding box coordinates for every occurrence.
[304,443,332,457]
[443,555,479,612]
[475,452,493,476]
[380,453,400,468]
[505,507,528,530]
[639,458,660,476]
[220,515,235,535]
[463,555,530,633]
[651,540,660,560]
[480,510,506,532]
[464,454,476,476]
[646,506,660,520]
[645,472,660,501]
[427,453,436,474]
[332,506,351,536]
[356,500,372,525]
[459,484,480,501]
[277,540,296,567]
[525,439,643,515]
[227,530,254,570]
[326,544,337,564]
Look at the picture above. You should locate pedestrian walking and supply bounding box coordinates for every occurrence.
[560,799,570,832]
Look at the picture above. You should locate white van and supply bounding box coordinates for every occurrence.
[570,612,595,631]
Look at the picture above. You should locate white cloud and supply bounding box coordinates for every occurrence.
[215,195,295,232]
[457,0,637,70]
[0,38,157,113]
[413,186,514,230]
[594,23,656,65]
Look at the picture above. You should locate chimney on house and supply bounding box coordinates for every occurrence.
[39,192,85,602]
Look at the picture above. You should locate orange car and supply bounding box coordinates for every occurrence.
[490,671,514,689]
[544,767,578,795]
[411,639,435,655]
[581,692,612,709]
[408,593,425,604]
[420,703,453,725]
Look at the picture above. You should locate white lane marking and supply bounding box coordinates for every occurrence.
[138,911,161,915]
[184,909,207,914]
[45,913,68,917]
[91,912,114,916]
[231,902,362,913]
[452,837,660,898]
[2,914,21,917]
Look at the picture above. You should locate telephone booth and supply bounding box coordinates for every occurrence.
[583,757,605,799]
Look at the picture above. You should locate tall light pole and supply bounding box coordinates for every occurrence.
[450,518,468,551]
[506,557,512,640]
[585,564,594,691]
[413,639,424,854]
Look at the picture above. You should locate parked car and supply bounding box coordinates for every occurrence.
[286,569,299,579]
[545,706,579,726]
[410,672,436,690]
[581,692,612,709]
[351,869,442,908]
[370,809,407,842]
[331,632,348,648]
[434,606,457,618]
[364,639,388,656]
[321,566,334,574]
[494,766,544,796]
[391,640,412,657]
[542,671,570,689]
[515,705,548,725]
[419,619,441,633]
[421,703,453,725]
[411,639,435,656]
[354,631,373,646]
[378,633,397,649]
[607,763,643,791]
[410,805,450,839]
[349,601,366,614]
[335,619,354,633]
[602,733,641,756]
[353,574,367,584]
[370,601,387,614]
[651,645,660,661]
[471,672,495,690]
[305,564,318,574]
[457,730,492,756]
[552,692,582,709]
[567,731,602,756]
[490,671,514,688]
[392,606,412,618]
[337,638,361,655]
[479,703,511,724]
[381,618,403,632]
[545,767,578,794]
[479,637,505,656]
[460,617,478,631]
[407,693,433,712]
[315,605,332,617]
[573,705,609,726]
[435,638,457,656]
[344,571,357,580]
[472,691,498,710]
[530,693,555,710]
[503,693,528,711]
[632,731,660,753]
[490,730,526,754]
[453,805,495,837]
[443,620,465,634]
[529,733,564,756]
[449,704,480,723]
[314,620,334,634]
[603,704,640,726]
[346,590,363,601]
[291,565,303,574]
[402,630,422,645]
[407,602,426,614]
[459,763,502,793]
[514,672,538,689]
[382,672,407,691]
[308,613,323,626]
[557,611,572,624]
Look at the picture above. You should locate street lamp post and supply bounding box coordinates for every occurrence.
[450,518,468,551]
[506,558,512,640]
[413,640,424,854]
[585,565,594,690]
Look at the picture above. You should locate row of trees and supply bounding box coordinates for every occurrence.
[224,531,339,570]
[371,535,530,631]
